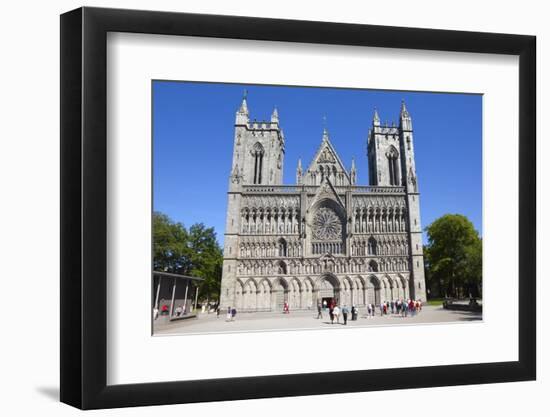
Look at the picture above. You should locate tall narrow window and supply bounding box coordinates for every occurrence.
[386,146,399,186]
[252,142,264,184]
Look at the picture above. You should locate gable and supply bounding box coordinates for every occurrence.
[304,132,352,186]
[307,177,346,212]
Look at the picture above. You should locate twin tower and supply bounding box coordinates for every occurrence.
[229,94,419,193]
[221,93,426,310]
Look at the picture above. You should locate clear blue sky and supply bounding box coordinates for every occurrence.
[153,81,482,245]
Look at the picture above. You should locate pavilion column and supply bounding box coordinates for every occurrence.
[183,281,189,314]
[154,278,161,309]
[194,286,199,312]
[169,277,177,317]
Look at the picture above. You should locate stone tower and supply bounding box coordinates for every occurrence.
[220,94,286,309]
[367,101,426,301]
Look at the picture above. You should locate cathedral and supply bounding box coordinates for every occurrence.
[219,94,426,312]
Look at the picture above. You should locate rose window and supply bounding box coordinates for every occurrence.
[312,207,342,240]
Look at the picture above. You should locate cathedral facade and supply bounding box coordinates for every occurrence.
[219,95,426,312]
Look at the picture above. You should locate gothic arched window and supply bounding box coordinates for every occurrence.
[386,146,400,186]
[252,142,265,184]
[368,237,378,255]
[368,260,378,272]
[278,238,287,257]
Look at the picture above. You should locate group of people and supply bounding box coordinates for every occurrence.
[317,299,359,325]
[218,298,422,324]
[223,306,237,321]
[365,299,423,318]
[315,298,423,323]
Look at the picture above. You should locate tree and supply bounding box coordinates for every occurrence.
[153,212,223,302]
[424,214,482,299]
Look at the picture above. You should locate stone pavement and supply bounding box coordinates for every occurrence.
[153,305,482,336]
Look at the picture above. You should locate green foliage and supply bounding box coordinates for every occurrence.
[153,212,223,302]
[424,214,482,299]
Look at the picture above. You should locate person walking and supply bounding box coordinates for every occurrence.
[342,305,349,325]
[390,300,395,314]
[231,307,237,321]
[226,306,232,321]
[333,305,341,324]
[329,304,335,324]
[317,302,323,319]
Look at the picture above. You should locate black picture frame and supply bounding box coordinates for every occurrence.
[60,6,536,410]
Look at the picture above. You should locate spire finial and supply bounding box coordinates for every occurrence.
[322,115,329,139]
[235,89,250,124]
[373,107,380,126]
[271,106,279,123]
[238,89,249,115]
[400,99,409,116]
[350,156,357,185]
[296,157,303,184]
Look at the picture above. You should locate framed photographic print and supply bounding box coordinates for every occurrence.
[60,6,536,410]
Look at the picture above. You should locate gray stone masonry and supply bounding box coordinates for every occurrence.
[220,97,427,311]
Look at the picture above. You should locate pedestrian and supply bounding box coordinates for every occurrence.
[329,304,335,324]
[226,306,232,321]
[351,305,358,321]
[342,305,349,325]
[390,300,395,314]
[333,305,341,324]
[323,299,327,310]
[317,302,323,319]
[366,303,371,318]
[383,302,387,315]
[408,299,415,317]
[216,306,220,319]
[231,307,237,321]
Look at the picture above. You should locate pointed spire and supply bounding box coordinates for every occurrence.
[322,115,329,141]
[271,106,279,124]
[296,158,303,184]
[238,89,249,114]
[373,108,380,126]
[400,99,408,116]
[350,157,357,185]
[235,90,249,125]
[399,99,412,130]
[351,157,356,171]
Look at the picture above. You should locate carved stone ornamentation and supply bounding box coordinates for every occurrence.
[312,207,342,240]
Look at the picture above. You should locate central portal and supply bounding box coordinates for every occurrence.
[318,274,340,305]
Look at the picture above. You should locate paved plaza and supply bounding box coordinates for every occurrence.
[153,305,482,336]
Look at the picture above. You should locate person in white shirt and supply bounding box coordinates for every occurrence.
[333,305,341,324]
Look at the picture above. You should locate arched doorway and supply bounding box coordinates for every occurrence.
[317,274,340,306]
[273,278,288,311]
[367,275,381,305]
